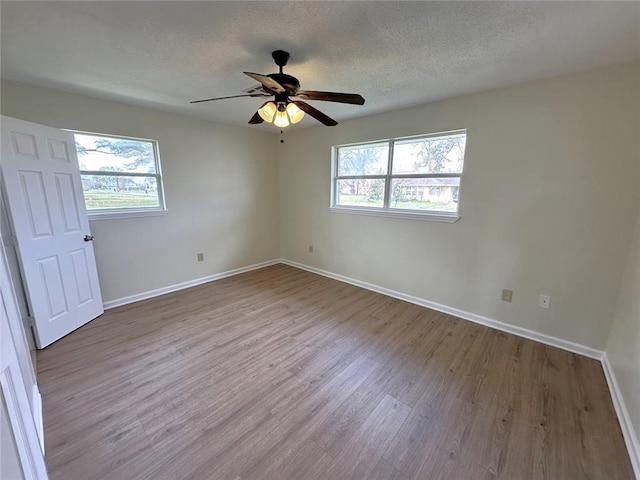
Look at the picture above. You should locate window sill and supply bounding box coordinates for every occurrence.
[330,206,460,223]
[87,209,167,221]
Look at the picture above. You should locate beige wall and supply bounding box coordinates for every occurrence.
[607,202,640,448]
[278,61,640,350]
[1,80,280,303]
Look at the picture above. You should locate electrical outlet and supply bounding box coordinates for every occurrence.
[197,253,204,262]
[308,245,314,253]
[538,294,551,309]
[501,289,513,303]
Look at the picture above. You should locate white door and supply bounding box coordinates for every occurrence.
[1,242,49,480]
[1,116,103,348]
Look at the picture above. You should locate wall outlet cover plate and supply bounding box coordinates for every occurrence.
[538,294,551,309]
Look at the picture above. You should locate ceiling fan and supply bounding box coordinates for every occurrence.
[190,50,365,127]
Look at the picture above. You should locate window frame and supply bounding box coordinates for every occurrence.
[71,130,167,220]
[330,130,466,222]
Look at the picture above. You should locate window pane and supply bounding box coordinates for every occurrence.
[392,134,466,174]
[389,177,460,212]
[75,134,157,174]
[81,175,160,210]
[336,179,385,208]
[337,143,388,176]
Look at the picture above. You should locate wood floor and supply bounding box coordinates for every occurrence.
[37,264,633,480]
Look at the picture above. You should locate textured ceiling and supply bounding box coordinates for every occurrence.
[1,1,639,132]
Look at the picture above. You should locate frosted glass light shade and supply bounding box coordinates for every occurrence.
[274,110,290,128]
[286,103,305,124]
[258,102,277,122]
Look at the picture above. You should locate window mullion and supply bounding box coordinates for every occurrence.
[335,175,387,180]
[80,170,157,178]
[389,173,461,179]
[383,140,394,208]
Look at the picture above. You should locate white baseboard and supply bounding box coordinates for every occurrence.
[32,384,43,454]
[281,259,603,360]
[103,259,281,310]
[602,353,640,479]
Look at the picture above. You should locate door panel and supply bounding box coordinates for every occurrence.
[19,171,54,238]
[10,132,39,160]
[1,116,103,348]
[54,173,82,232]
[69,249,94,305]
[47,138,71,163]
[37,255,68,319]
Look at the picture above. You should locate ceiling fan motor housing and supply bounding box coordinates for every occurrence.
[268,50,300,93]
[269,73,300,94]
[272,50,290,68]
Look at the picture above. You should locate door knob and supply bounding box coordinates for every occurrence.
[84,235,94,242]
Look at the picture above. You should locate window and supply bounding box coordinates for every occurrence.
[331,130,466,221]
[73,132,166,218]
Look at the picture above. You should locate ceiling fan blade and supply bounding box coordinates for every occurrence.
[190,93,268,104]
[249,103,270,124]
[244,83,268,95]
[293,101,338,126]
[243,72,286,93]
[295,90,365,105]
[248,111,264,124]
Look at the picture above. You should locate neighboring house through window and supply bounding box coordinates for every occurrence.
[331,130,467,221]
[73,132,166,219]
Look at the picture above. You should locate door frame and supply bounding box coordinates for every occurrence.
[0,187,37,351]
[1,234,48,479]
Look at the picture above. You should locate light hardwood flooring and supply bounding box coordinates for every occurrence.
[37,264,633,479]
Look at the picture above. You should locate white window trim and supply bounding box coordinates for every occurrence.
[330,130,466,222]
[70,130,167,219]
[329,206,460,223]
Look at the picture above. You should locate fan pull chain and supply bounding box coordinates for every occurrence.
[280,129,284,144]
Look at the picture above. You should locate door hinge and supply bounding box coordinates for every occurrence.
[22,316,34,328]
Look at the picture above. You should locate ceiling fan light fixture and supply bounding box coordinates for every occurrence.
[258,101,277,122]
[274,109,290,128]
[286,103,305,124]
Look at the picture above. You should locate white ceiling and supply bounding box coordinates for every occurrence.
[1,1,639,132]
